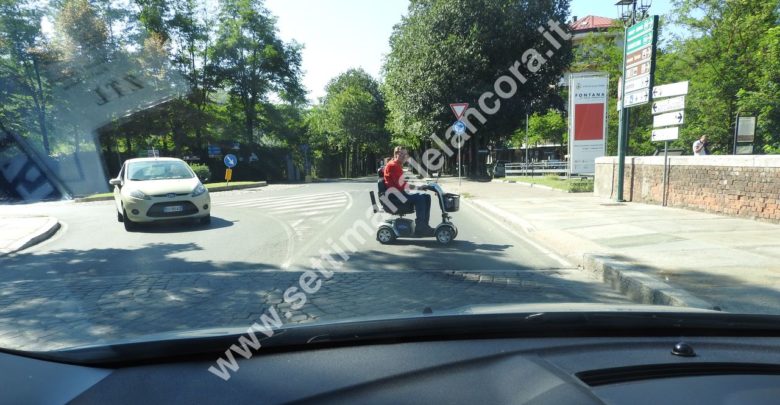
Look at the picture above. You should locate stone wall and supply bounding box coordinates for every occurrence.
[595,156,780,223]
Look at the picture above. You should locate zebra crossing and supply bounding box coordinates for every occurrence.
[214,191,351,241]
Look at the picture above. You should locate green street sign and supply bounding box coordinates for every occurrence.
[626,32,653,53]
[627,17,655,39]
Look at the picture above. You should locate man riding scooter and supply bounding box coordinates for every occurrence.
[383,146,435,236]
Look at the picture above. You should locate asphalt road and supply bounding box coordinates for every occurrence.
[0,179,630,350]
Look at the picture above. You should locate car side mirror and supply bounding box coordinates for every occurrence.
[109,178,122,186]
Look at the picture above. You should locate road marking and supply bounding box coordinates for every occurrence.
[216,192,345,207]
[463,199,571,268]
[261,200,347,212]
[280,192,354,269]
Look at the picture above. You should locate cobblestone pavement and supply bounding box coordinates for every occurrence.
[0,268,628,351]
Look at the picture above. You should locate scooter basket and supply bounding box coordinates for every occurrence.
[443,193,460,212]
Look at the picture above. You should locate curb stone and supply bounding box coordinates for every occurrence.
[0,217,60,257]
[582,254,715,310]
[464,197,715,310]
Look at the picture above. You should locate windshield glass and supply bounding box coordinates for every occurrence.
[128,161,195,181]
[1,0,779,369]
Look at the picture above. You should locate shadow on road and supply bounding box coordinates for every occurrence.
[390,239,512,252]
[0,242,630,351]
[128,216,234,233]
[598,254,780,315]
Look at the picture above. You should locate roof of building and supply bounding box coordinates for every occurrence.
[569,15,616,32]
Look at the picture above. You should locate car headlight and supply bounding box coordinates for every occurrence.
[191,183,207,197]
[128,190,150,200]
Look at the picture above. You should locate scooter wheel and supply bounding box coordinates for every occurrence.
[435,225,455,245]
[377,226,396,244]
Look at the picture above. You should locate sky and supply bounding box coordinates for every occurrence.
[265,0,676,104]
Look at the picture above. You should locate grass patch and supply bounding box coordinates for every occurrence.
[460,192,474,199]
[504,176,593,193]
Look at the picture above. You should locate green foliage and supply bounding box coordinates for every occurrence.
[383,0,573,171]
[190,163,211,181]
[512,109,567,152]
[568,178,593,193]
[306,68,390,177]
[660,0,780,154]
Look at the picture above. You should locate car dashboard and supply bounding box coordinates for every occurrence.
[3,335,780,404]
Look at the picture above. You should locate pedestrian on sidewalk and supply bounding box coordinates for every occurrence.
[692,135,708,156]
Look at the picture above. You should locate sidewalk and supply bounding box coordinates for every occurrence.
[447,178,780,315]
[0,216,60,257]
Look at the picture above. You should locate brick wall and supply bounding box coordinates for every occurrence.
[595,156,780,223]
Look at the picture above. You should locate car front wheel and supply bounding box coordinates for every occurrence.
[123,209,137,231]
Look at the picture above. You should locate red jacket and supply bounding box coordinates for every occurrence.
[383,159,408,193]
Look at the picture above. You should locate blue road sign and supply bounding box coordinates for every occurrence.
[453,121,466,134]
[207,144,221,157]
[224,154,237,168]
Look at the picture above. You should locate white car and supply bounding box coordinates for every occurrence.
[110,157,211,231]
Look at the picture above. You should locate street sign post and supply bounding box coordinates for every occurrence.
[652,81,688,99]
[616,15,659,201]
[652,96,685,114]
[449,103,469,120]
[223,153,237,187]
[449,104,469,187]
[653,110,685,128]
[224,168,233,186]
[650,81,688,208]
[651,126,679,142]
[453,120,466,187]
[624,88,650,107]
[734,115,757,154]
[224,154,237,168]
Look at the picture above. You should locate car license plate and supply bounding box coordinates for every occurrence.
[163,205,183,213]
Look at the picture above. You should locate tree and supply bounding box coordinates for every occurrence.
[211,0,304,144]
[511,109,567,155]
[309,68,390,177]
[383,0,572,175]
[0,0,53,153]
[664,0,780,154]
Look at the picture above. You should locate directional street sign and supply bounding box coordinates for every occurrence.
[652,126,679,142]
[453,120,466,134]
[621,16,658,110]
[626,47,653,69]
[626,32,653,53]
[224,153,237,168]
[625,61,652,79]
[653,110,685,128]
[652,81,689,99]
[624,74,651,93]
[652,96,685,114]
[627,16,655,39]
[449,103,469,120]
[624,88,650,107]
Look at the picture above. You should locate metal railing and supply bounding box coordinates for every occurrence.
[503,161,568,176]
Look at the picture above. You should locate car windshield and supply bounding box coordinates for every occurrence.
[1,0,779,374]
[128,161,195,181]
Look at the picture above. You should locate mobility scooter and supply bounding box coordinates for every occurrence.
[369,177,459,245]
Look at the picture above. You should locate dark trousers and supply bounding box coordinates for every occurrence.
[404,192,431,228]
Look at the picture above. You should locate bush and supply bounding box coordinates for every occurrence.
[190,163,211,182]
[568,179,594,193]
